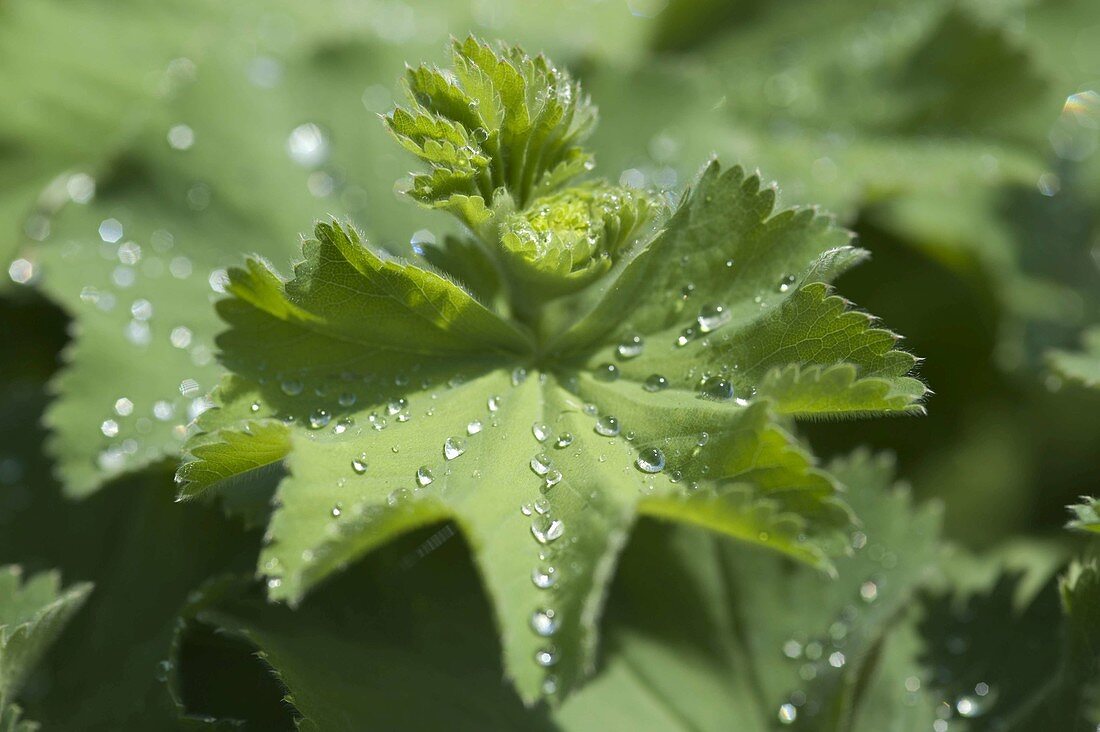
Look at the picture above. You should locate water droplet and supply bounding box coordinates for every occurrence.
[281,379,303,396]
[351,455,368,474]
[544,470,563,488]
[700,376,734,401]
[530,453,553,476]
[777,273,796,293]
[532,564,557,589]
[697,303,731,333]
[617,335,644,359]
[386,397,408,416]
[956,696,985,718]
[778,703,797,724]
[511,367,528,386]
[532,422,552,442]
[488,395,502,412]
[467,420,483,435]
[338,392,357,407]
[635,447,665,473]
[331,503,343,517]
[531,608,559,636]
[542,675,559,695]
[369,413,388,431]
[859,580,878,603]
[534,646,558,667]
[555,432,573,448]
[286,123,329,167]
[676,327,696,347]
[644,374,669,392]
[534,498,551,515]
[782,639,803,659]
[416,466,434,487]
[444,437,467,460]
[582,403,598,417]
[307,409,331,429]
[388,487,412,506]
[594,415,621,437]
[828,651,846,668]
[531,518,565,544]
[167,123,195,150]
[595,363,620,381]
[101,419,120,438]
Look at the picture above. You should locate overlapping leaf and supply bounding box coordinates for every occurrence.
[174,450,943,728]
[0,566,91,730]
[919,554,1100,730]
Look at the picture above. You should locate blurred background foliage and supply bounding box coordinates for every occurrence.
[1,0,1099,728]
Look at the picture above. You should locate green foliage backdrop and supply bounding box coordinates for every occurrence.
[1,0,1099,729]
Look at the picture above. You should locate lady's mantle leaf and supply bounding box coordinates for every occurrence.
[178,156,923,703]
[0,566,91,726]
[176,450,944,729]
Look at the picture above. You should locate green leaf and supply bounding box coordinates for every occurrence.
[558,449,945,731]
[548,162,926,419]
[15,5,655,493]
[176,449,943,728]
[1050,327,1100,390]
[0,566,91,703]
[0,294,263,730]
[1068,497,1100,534]
[585,1,1056,325]
[179,153,921,701]
[919,554,1100,730]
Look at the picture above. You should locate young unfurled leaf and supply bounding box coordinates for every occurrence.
[387,37,598,223]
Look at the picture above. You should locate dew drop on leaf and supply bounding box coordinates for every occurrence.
[635,447,665,473]
[532,564,557,589]
[351,455,368,474]
[531,518,564,544]
[534,498,551,515]
[697,303,731,333]
[777,273,797,292]
[532,422,552,442]
[415,466,434,487]
[644,374,669,392]
[778,703,797,724]
[700,376,734,401]
[488,395,502,412]
[534,646,558,667]
[594,415,621,437]
[530,453,553,476]
[531,608,559,636]
[308,409,331,429]
[676,327,696,347]
[544,469,563,488]
[555,432,573,448]
[338,392,357,407]
[466,420,483,435]
[443,437,467,460]
[616,334,644,359]
[595,363,620,381]
[280,379,303,396]
[386,397,407,416]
